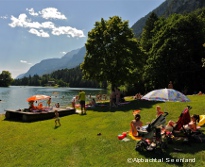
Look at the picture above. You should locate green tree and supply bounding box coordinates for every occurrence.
[81,16,144,88]
[140,12,159,53]
[143,11,205,93]
[0,71,13,87]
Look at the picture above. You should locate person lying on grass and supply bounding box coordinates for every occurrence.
[184,114,199,132]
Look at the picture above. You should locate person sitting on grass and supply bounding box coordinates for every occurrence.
[156,106,164,117]
[130,114,143,137]
[54,110,61,127]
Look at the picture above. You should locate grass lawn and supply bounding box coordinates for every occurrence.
[0,95,205,167]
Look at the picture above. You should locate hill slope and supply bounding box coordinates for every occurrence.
[132,0,205,37]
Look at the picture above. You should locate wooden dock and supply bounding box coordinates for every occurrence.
[5,108,76,122]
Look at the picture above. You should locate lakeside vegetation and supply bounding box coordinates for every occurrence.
[12,66,102,88]
[0,95,205,167]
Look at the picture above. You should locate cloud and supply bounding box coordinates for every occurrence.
[8,7,85,38]
[0,15,8,19]
[26,8,38,16]
[60,51,67,54]
[9,14,55,29]
[20,60,32,65]
[9,14,28,28]
[28,29,50,37]
[52,26,85,37]
[39,7,67,20]
[41,21,55,29]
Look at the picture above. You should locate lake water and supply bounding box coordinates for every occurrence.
[0,86,107,114]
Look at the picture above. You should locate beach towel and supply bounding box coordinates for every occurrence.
[128,131,142,141]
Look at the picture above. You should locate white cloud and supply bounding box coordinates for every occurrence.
[8,7,85,38]
[52,26,85,37]
[0,15,8,19]
[20,60,32,65]
[9,14,45,29]
[41,21,55,29]
[26,8,38,16]
[39,7,67,20]
[28,29,50,37]
[60,51,67,54]
[9,14,28,28]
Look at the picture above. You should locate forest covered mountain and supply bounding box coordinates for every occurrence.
[18,0,205,78]
[132,0,205,37]
[20,47,83,78]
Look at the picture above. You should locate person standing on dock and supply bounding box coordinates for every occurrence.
[71,96,76,109]
[78,90,86,115]
[47,97,51,107]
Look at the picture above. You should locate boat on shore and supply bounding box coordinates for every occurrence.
[5,107,76,122]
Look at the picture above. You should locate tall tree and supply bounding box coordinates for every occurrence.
[81,16,144,88]
[0,71,13,87]
[140,12,159,53]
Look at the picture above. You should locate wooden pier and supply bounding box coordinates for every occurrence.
[5,108,76,122]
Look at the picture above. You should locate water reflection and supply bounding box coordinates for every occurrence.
[0,86,107,114]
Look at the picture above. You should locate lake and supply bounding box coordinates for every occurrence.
[0,86,107,114]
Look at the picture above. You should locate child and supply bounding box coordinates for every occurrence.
[54,110,61,126]
[156,106,164,117]
[71,96,76,109]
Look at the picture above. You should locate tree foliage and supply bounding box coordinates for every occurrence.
[140,12,159,53]
[12,66,101,88]
[142,9,205,93]
[81,16,144,88]
[0,71,13,87]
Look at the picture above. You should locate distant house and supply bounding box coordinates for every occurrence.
[47,81,55,86]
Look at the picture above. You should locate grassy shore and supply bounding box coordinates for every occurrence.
[0,95,205,167]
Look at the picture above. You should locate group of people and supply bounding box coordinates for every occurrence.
[95,94,107,101]
[28,97,60,112]
[130,105,204,137]
[110,87,124,108]
[28,97,61,127]
[133,93,142,100]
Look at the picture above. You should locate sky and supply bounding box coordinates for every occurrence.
[0,0,165,78]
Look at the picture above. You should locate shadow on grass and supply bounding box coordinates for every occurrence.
[136,150,183,166]
[135,140,205,166]
[89,100,164,112]
[167,140,205,154]
[54,125,61,129]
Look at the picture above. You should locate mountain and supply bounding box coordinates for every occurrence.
[16,73,25,79]
[19,0,205,78]
[132,0,205,37]
[19,47,83,78]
